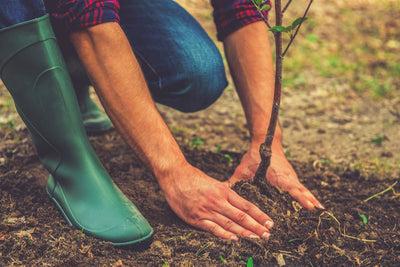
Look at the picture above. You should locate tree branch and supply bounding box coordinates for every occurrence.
[282,0,314,57]
[257,9,272,29]
[282,0,293,13]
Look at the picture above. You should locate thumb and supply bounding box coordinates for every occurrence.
[228,164,256,187]
[227,170,242,188]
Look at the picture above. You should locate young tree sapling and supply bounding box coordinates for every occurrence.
[250,0,314,188]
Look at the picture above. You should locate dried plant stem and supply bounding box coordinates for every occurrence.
[363,181,398,202]
[317,211,377,243]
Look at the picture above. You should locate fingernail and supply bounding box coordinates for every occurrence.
[230,235,239,241]
[317,203,325,210]
[249,234,260,239]
[307,200,314,209]
[264,220,274,229]
[262,232,270,240]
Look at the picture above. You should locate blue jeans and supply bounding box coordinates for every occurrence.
[119,0,228,112]
[0,0,228,113]
[0,0,46,29]
[65,0,228,113]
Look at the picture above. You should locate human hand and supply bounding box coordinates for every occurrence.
[158,164,274,240]
[228,142,324,210]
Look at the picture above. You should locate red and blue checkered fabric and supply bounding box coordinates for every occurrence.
[45,0,270,41]
[211,0,271,40]
[44,0,120,31]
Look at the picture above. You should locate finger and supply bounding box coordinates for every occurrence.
[197,219,238,241]
[211,212,259,239]
[219,201,271,239]
[289,187,316,210]
[228,191,274,229]
[299,186,324,209]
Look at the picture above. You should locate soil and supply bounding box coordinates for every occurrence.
[1,130,399,266]
[0,1,399,265]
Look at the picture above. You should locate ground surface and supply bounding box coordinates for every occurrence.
[1,1,399,177]
[0,0,399,266]
[0,130,399,266]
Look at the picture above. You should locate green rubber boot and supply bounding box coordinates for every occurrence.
[76,85,113,134]
[0,15,153,246]
[64,54,113,134]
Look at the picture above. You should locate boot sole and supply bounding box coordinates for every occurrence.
[46,186,153,247]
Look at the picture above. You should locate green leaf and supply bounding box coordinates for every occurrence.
[190,136,205,149]
[220,255,227,264]
[223,154,233,165]
[252,0,264,8]
[358,213,368,225]
[215,144,222,153]
[246,257,254,267]
[371,135,386,146]
[260,4,271,11]
[270,26,288,33]
[291,17,308,28]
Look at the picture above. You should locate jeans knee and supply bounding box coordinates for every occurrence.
[175,50,228,113]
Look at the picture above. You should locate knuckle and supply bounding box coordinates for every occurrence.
[236,211,248,223]
[241,202,253,213]
[190,207,207,221]
[208,224,218,234]
[224,219,235,231]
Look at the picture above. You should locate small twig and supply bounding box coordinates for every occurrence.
[317,211,377,243]
[258,10,272,29]
[282,0,293,13]
[251,0,272,29]
[363,181,398,202]
[282,0,314,57]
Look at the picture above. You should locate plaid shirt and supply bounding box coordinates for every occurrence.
[45,0,270,41]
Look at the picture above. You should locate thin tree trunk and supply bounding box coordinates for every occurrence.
[254,0,283,185]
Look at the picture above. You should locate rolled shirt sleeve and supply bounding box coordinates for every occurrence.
[44,0,120,32]
[211,0,271,41]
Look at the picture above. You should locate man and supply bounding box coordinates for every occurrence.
[45,0,324,240]
[0,0,322,245]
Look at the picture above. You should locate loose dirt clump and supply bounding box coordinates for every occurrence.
[0,130,399,266]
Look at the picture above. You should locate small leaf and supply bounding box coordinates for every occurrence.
[291,17,308,28]
[358,213,368,225]
[220,255,227,264]
[215,144,222,153]
[270,26,289,33]
[260,4,271,11]
[223,154,233,165]
[190,136,205,149]
[371,135,386,146]
[252,0,264,8]
[246,257,254,267]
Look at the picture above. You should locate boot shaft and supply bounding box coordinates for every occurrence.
[0,15,98,173]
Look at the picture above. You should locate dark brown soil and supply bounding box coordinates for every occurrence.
[0,130,399,266]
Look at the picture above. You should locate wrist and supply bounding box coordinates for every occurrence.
[154,158,193,189]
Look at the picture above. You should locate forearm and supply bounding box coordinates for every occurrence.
[70,23,187,181]
[224,22,282,150]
